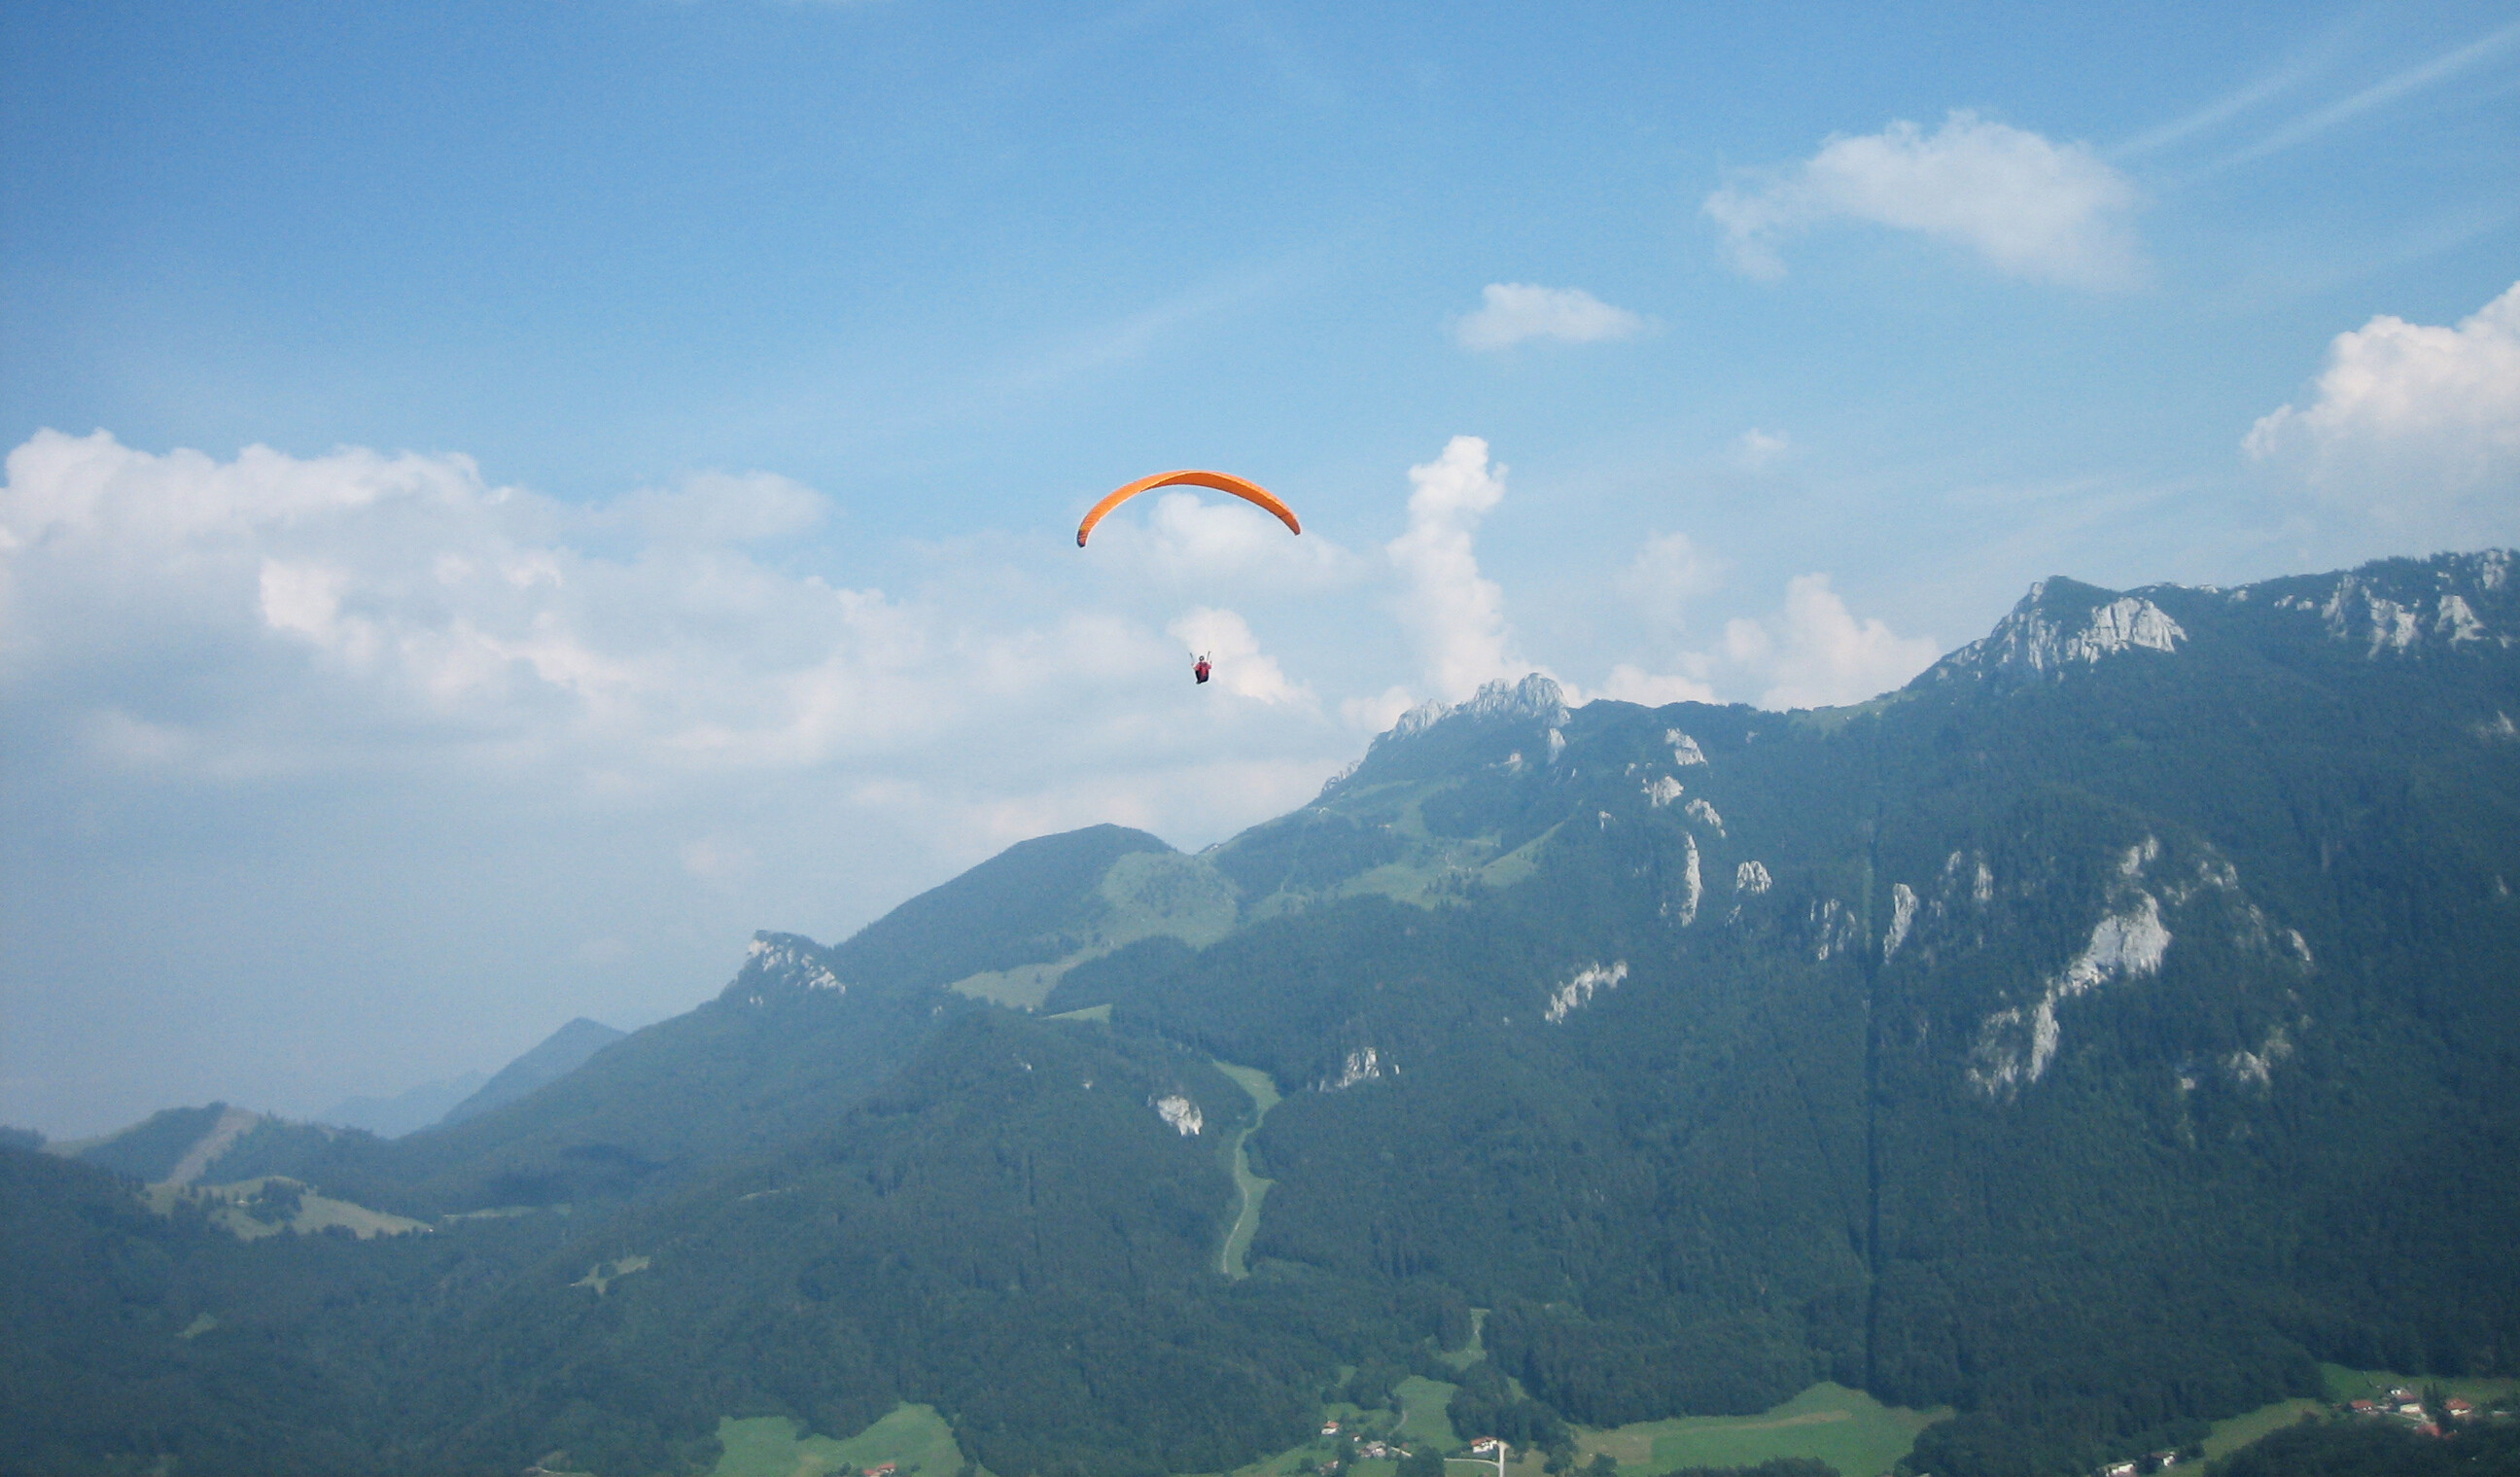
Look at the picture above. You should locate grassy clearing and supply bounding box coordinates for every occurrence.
[286,1188,431,1239]
[712,1402,966,1477]
[1479,825,1560,891]
[2199,1400,2326,1459]
[1394,1377,1461,1449]
[1230,1438,1336,1477]
[1095,850,1240,948]
[947,852,1240,1008]
[570,1254,651,1294]
[2318,1362,2520,1407]
[143,1177,431,1241]
[1577,1383,1947,1477]
[1212,1062,1280,1280]
[945,961,1070,1010]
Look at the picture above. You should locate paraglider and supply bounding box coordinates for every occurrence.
[1074,470,1300,547]
[1075,470,1301,688]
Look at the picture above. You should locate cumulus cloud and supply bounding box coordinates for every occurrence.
[1593,664,1719,706]
[1385,436,1531,702]
[1166,607,1310,706]
[1720,574,1942,709]
[1454,283,1647,351]
[0,429,1184,781]
[1590,567,1935,713]
[606,470,828,546]
[1618,530,1726,631]
[1089,488,1361,588]
[1340,685,1420,733]
[2245,280,2520,543]
[1704,111,2144,288]
[3,428,1379,1131]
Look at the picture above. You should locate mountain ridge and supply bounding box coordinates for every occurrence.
[440,1017,625,1126]
[8,547,2515,1477]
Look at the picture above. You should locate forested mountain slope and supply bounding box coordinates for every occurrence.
[7,550,2513,1477]
[1052,550,2520,1473]
[208,826,1184,1215]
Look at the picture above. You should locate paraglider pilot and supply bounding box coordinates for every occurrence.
[1193,652,1212,685]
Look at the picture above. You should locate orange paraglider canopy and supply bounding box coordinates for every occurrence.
[1075,470,1300,547]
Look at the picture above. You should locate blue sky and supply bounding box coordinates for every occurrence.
[5,1,2516,1134]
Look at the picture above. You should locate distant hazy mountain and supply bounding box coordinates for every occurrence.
[58,1019,625,1181]
[319,1071,489,1138]
[7,549,2513,1477]
[438,1016,623,1126]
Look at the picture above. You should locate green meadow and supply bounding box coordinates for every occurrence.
[1577,1383,1948,1477]
[2198,1400,2327,1460]
[2317,1363,2520,1408]
[1212,1061,1280,1280]
[712,1402,966,1477]
[1392,1376,1462,1450]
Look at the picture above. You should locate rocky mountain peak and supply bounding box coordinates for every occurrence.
[1931,577,2186,686]
[2276,548,2513,657]
[1931,551,2517,691]
[722,931,846,1005]
[1387,673,1569,741]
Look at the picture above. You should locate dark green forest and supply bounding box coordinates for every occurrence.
[7,551,2517,1477]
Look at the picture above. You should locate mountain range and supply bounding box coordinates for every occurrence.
[4,549,2515,1477]
[313,1017,627,1140]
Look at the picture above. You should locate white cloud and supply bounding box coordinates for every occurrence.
[1704,111,2144,289]
[3,429,1382,1132]
[1339,685,1418,733]
[1721,574,1942,709]
[1453,283,1647,351]
[1586,568,1936,713]
[1089,488,1362,589]
[0,428,1369,801]
[2246,280,2520,543]
[1593,664,1719,706]
[1384,436,1530,702]
[1733,428,1792,471]
[1618,530,1725,631]
[258,559,351,640]
[606,470,828,545]
[1166,606,1311,706]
